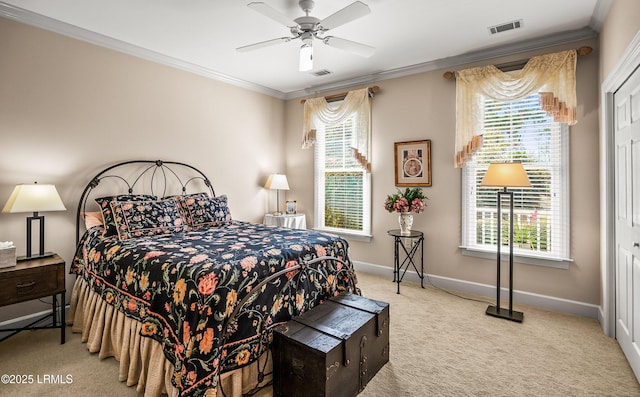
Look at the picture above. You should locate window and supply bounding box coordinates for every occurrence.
[314,113,371,240]
[461,93,569,264]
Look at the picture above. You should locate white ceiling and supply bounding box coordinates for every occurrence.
[0,0,609,99]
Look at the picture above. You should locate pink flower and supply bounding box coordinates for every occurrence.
[411,198,425,213]
[190,254,209,264]
[384,187,428,214]
[240,256,257,271]
[393,197,409,212]
[144,251,164,260]
[198,273,218,296]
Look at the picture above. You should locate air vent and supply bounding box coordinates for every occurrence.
[488,19,523,35]
[312,69,332,77]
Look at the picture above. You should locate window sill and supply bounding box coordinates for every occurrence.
[460,246,572,269]
[313,228,372,243]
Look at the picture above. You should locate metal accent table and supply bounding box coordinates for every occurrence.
[387,229,425,294]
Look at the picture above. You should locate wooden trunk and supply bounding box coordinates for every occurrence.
[272,294,390,397]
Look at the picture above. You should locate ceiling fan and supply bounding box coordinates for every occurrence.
[237,0,375,71]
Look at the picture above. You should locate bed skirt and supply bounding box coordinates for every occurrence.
[68,277,272,397]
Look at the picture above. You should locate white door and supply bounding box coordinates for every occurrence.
[614,64,640,380]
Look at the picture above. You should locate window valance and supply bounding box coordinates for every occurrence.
[454,49,577,167]
[302,87,372,172]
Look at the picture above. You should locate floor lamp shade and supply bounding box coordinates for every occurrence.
[481,162,531,188]
[2,183,66,260]
[264,174,289,215]
[481,162,531,322]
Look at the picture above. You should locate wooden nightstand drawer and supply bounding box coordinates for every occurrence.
[0,254,66,344]
[0,255,65,307]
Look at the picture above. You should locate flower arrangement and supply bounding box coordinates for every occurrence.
[384,187,428,214]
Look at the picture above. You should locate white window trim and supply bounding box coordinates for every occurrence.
[460,109,571,269]
[313,116,372,239]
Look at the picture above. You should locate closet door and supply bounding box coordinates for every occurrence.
[614,64,640,380]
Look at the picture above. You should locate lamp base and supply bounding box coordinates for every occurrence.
[17,251,56,262]
[486,305,524,323]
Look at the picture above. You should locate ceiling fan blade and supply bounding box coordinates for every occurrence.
[247,2,297,28]
[323,36,375,57]
[237,37,292,52]
[318,1,370,31]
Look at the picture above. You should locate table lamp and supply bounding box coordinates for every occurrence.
[2,183,66,260]
[264,174,289,215]
[481,162,531,322]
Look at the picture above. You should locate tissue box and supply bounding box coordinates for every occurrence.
[0,246,17,268]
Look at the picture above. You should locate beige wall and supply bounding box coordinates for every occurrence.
[285,38,601,305]
[0,18,285,322]
[599,0,640,81]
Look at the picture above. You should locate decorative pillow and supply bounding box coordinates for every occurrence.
[163,192,209,200]
[82,211,104,230]
[170,192,210,224]
[95,194,158,237]
[177,195,232,229]
[111,198,187,240]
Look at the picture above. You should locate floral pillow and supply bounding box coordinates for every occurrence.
[95,194,158,237]
[111,198,187,240]
[176,195,232,229]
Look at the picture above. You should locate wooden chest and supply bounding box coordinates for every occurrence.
[272,293,390,397]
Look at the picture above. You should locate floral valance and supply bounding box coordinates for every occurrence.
[301,87,372,172]
[454,49,577,168]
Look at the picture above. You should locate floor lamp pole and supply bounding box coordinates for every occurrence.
[486,187,524,322]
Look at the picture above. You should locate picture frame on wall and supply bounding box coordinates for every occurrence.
[285,200,297,214]
[394,140,432,187]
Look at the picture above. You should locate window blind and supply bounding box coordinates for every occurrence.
[462,94,569,260]
[315,115,371,236]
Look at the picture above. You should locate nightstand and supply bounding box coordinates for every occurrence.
[0,254,66,344]
[263,213,307,229]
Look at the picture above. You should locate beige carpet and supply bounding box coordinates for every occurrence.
[0,271,638,396]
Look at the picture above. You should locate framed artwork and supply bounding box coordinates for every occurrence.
[286,200,297,214]
[394,140,431,187]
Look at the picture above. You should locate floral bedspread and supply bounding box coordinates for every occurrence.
[71,220,356,396]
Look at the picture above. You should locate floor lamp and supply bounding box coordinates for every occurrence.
[481,162,531,322]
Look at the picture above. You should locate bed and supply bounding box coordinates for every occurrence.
[68,160,358,397]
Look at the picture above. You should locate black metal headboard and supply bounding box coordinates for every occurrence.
[75,159,215,244]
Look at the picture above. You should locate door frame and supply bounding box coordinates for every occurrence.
[600,31,640,337]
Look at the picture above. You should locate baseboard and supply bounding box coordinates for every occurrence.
[0,305,70,340]
[353,261,601,319]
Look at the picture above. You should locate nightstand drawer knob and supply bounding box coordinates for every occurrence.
[16,281,36,295]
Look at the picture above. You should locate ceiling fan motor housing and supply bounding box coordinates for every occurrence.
[293,16,321,34]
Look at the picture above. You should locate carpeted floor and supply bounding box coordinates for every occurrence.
[0,271,638,396]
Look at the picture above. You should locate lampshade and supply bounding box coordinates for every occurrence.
[264,174,290,191]
[2,183,66,213]
[480,162,531,188]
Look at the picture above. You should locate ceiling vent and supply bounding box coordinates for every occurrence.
[488,19,523,35]
[312,69,332,77]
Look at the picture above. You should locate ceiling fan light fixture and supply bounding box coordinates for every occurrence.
[299,43,313,71]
